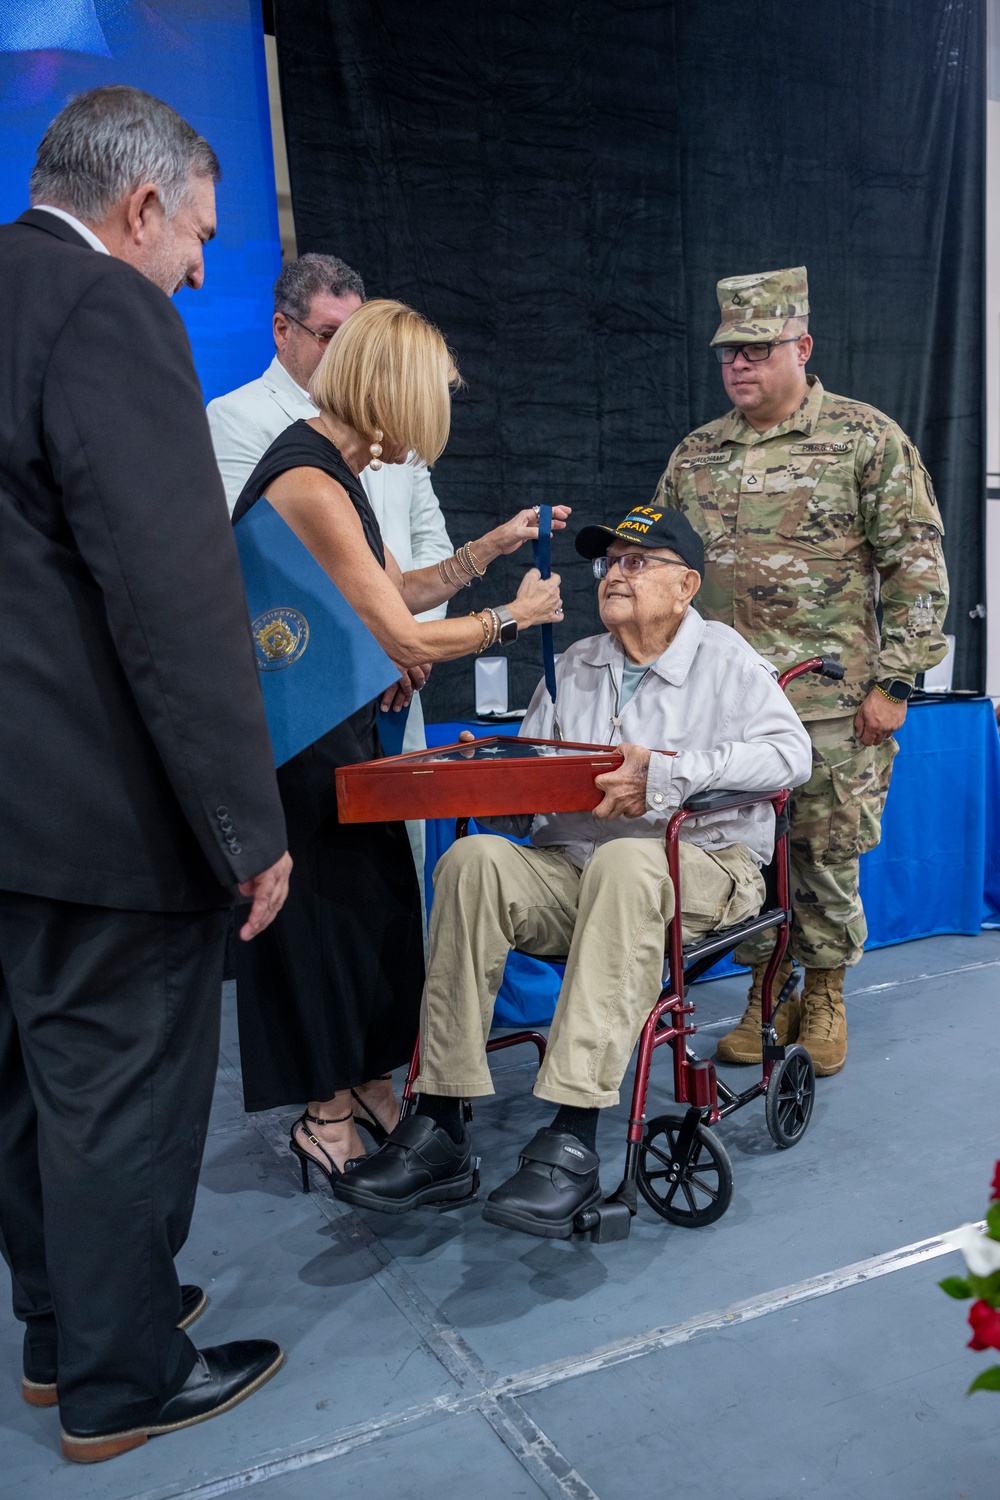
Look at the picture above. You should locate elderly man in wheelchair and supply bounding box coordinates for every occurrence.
[336,507,812,1239]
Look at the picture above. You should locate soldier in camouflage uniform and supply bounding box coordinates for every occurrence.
[654,267,949,1075]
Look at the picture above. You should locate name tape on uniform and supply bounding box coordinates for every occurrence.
[680,451,731,467]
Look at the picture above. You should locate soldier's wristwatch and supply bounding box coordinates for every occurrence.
[875,678,913,704]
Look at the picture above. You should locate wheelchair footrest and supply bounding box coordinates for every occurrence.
[573,1199,633,1243]
[607,1176,638,1216]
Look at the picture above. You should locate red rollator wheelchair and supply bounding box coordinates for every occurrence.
[401,656,844,1243]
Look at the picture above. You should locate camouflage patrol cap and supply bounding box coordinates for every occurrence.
[710,266,809,345]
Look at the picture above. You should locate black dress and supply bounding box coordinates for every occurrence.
[232,421,424,1112]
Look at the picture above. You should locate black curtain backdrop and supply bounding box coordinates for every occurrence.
[274,0,985,719]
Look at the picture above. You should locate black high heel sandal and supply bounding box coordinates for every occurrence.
[289,1110,355,1193]
[350,1075,397,1148]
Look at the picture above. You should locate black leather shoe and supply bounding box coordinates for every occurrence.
[21,1321,59,1409]
[333,1113,477,1213]
[23,1285,208,1410]
[177,1283,208,1331]
[482,1128,602,1239]
[61,1339,284,1463]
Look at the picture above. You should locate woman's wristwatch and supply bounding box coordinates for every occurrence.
[875,678,913,704]
[494,606,518,645]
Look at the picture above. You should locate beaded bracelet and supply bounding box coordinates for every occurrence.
[438,543,488,592]
[456,542,486,579]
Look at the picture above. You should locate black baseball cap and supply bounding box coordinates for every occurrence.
[575,506,705,578]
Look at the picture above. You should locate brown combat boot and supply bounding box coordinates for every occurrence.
[715,958,800,1065]
[798,966,848,1076]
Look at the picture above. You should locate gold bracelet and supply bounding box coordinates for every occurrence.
[873,682,906,703]
[439,555,471,590]
[460,541,487,578]
[469,610,492,653]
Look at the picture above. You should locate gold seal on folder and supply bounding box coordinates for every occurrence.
[252,608,310,671]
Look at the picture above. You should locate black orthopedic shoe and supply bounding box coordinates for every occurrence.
[333,1113,477,1214]
[22,1284,208,1410]
[482,1128,602,1240]
[60,1339,283,1463]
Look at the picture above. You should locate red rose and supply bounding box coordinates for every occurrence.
[990,1161,1000,1203]
[967,1300,1000,1352]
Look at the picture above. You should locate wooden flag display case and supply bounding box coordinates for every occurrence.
[336,737,624,824]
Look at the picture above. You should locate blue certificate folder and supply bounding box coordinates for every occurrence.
[234,500,400,767]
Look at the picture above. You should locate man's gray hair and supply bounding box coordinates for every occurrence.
[274,254,365,319]
[29,85,220,224]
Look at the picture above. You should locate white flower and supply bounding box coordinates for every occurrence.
[942,1222,1000,1277]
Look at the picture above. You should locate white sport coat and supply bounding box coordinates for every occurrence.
[486,608,812,869]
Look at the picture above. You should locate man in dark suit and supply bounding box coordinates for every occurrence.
[0,85,292,1463]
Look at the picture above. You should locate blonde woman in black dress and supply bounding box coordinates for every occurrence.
[232,299,568,1185]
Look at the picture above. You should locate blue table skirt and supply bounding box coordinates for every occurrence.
[424,700,1000,1026]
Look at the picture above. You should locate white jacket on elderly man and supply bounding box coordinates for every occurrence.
[396,606,814,1114]
[482,606,813,868]
[333,527,816,1240]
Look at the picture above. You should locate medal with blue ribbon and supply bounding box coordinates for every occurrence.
[531,504,560,734]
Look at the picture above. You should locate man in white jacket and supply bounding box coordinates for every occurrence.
[337,508,812,1239]
[207,254,453,900]
[206,256,452,576]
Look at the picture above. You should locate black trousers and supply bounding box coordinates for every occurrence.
[0,891,228,1432]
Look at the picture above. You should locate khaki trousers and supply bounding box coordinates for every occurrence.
[415,834,765,1109]
[735,714,897,971]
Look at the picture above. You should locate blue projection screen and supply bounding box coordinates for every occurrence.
[0,0,281,402]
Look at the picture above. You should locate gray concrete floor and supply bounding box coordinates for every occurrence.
[2,930,999,1498]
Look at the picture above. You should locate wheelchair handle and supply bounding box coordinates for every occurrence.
[777,655,845,690]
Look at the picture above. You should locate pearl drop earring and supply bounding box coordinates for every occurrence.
[369,429,383,471]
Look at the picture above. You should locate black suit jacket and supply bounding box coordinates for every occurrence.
[0,210,286,911]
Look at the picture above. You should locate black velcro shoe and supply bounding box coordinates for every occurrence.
[482,1128,602,1239]
[61,1339,284,1463]
[333,1113,476,1214]
[23,1285,208,1410]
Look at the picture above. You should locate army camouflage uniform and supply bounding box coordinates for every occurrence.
[654,273,949,971]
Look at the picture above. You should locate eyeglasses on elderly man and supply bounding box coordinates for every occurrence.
[592,551,690,580]
[335,503,813,1242]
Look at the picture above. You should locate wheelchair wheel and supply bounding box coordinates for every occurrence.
[636,1111,734,1227]
[764,1044,815,1149]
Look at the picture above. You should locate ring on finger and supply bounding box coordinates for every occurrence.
[532,505,540,516]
